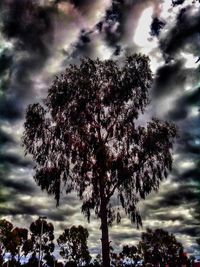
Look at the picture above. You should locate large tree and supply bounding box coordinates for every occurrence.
[22,55,177,267]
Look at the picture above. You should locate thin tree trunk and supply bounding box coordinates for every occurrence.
[100,194,110,267]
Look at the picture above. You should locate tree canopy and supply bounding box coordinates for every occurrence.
[57,225,91,266]
[0,219,193,267]
[22,54,177,267]
[138,228,188,267]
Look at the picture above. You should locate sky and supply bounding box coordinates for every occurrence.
[0,0,200,259]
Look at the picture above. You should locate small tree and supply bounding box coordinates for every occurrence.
[10,227,31,264]
[0,219,32,266]
[121,245,141,266]
[22,55,177,267]
[138,228,186,267]
[0,219,13,258]
[29,218,55,264]
[57,225,91,266]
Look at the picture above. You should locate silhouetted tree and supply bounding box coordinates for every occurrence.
[10,227,31,264]
[25,252,39,267]
[138,228,186,267]
[110,247,122,267]
[0,219,33,266]
[44,252,56,267]
[121,245,141,266]
[0,248,3,266]
[0,219,13,262]
[57,225,91,266]
[22,55,177,267]
[29,218,55,264]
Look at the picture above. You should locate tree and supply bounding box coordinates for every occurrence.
[57,225,91,266]
[138,228,187,267]
[0,219,33,266]
[9,227,31,264]
[0,219,13,258]
[29,218,55,265]
[121,245,141,266]
[22,55,177,267]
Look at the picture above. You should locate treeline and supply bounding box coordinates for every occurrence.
[0,218,196,267]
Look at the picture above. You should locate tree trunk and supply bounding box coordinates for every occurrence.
[100,196,110,267]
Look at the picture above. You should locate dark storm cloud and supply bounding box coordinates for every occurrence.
[96,0,140,48]
[0,152,32,168]
[172,0,185,7]
[177,227,200,237]
[0,0,56,121]
[68,0,161,61]
[65,0,123,61]
[1,0,54,55]
[176,124,200,156]
[153,186,197,208]
[6,203,39,217]
[0,97,24,120]
[167,86,200,121]
[47,207,78,221]
[69,29,94,60]
[111,231,141,244]
[0,48,13,76]
[179,168,200,183]
[150,17,166,37]
[0,186,78,220]
[0,128,15,145]
[100,0,124,47]
[152,213,188,222]
[141,182,198,220]
[160,5,200,57]
[152,60,186,98]
[0,176,36,195]
[69,0,93,9]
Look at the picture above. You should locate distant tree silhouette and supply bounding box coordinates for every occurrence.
[22,55,177,267]
[0,219,13,257]
[121,245,141,266]
[0,219,32,265]
[57,225,91,266]
[138,228,188,267]
[29,218,55,265]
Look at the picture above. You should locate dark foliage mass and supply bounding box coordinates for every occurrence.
[0,218,193,267]
[0,218,91,267]
[138,228,188,267]
[57,225,91,265]
[22,55,177,267]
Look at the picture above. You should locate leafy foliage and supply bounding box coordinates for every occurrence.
[0,219,32,263]
[121,245,141,266]
[22,55,177,267]
[29,218,55,260]
[22,55,176,225]
[0,219,193,267]
[57,225,91,266]
[138,228,187,267]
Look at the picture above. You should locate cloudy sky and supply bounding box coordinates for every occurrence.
[0,0,200,258]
